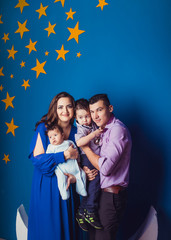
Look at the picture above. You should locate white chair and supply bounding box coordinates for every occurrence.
[16,204,28,240]
[128,206,158,240]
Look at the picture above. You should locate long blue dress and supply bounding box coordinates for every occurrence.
[28,123,81,240]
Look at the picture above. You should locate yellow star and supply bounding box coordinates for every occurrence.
[7,45,18,60]
[1,92,15,110]
[22,79,30,90]
[5,118,19,136]
[2,33,9,43]
[36,3,48,19]
[0,67,4,76]
[0,15,3,24]
[44,22,56,37]
[77,52,81,58]
[67,22,85,44]
[96,0,108,10]
[45,51,49,56]
[31,59,47,78]
[0,85,4,91]
[15,0,29,14]
[56,45,69,61]
[25,39,37,54]
[3,154,11,164]
[54,0,65,7]
[10,74,14,79]
[66,8,76,20]
[15,20,29,39]
[20,61,25,68]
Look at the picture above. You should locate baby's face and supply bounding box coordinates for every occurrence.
[76,109,92,126]
[48,128,63,145]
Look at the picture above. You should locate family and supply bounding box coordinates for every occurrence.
[28,92,132,240]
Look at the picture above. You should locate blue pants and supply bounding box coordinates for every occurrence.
[79,154,101,213]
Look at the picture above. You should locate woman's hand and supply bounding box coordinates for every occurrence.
[64,173,76,190]
[64,144,78,160]
[83,166,98,181]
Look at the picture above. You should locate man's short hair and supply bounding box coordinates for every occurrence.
[89,94,110,107]
[75,98,89,111]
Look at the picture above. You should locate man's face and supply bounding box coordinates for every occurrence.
[89,100,113,128]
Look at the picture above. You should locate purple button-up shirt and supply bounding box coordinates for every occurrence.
[98,114,132,189]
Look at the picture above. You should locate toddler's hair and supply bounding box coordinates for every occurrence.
[46,123,63,136]
[75,98,89,112]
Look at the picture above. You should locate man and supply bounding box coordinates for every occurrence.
[81,94,132,240]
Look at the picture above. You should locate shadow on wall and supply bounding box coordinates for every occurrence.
[117,109,166,240]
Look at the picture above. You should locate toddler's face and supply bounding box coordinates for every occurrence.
[76,109,92,126]
[48,128,63,145]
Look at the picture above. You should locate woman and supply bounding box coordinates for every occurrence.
[28,92,81,240]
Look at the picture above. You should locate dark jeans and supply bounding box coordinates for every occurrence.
[89,189,127,240]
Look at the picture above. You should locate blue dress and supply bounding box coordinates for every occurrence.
[28,123,81,240]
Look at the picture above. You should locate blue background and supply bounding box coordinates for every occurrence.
[0,0,171,239]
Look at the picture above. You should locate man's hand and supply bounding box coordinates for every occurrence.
[83,166,98,181]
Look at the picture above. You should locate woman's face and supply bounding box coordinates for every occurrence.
[56,97,74,123]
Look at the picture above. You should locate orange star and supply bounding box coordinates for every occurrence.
[0,85,4,91]
[54,0,65,7]
[77,52,81,58]
[15,20,29,39]
[25,39,37,54]
[2,33,9,43]
[10,74,14,79]
[45,51,49,56]
[20,61,25,68]
[66,8,76,20]
[22,79,30,90]
[96,0,108,11]
[44,22,56,37]
[1,92,15,110]
[31,59,47,78]
[36,3,48,19]
[15,0,29,14]
[0,67,4,76]
[67,22,85,43]
[0,15,3,24]
[56,45,69,61]
[5,118,19,136]
[7,45,18,60]
[3,154,11,164]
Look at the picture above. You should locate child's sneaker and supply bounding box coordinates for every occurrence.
[83,209,103,229]
[76,210,89,231]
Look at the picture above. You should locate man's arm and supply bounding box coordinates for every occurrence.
[81,145,100,170]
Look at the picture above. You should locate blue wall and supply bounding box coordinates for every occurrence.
[0,0,171,239]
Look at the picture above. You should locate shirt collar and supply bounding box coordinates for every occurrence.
[104,113,116,129]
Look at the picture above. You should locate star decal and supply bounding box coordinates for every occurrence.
[54,0,65,7]
[2,33,9,43]
[0,85,4,91]
[1,92,15,110]
[7,46,18,60]
[77,52,81,58]
[36,3,48,19]
[25,39,37,54]
[10,74,14,79]
[45,51,49,56]
[96,0,108,11]
[15,20,29,39]
[67,22,85,43]
[0,67,4,76]
[22,79,30,90]
[66,8,76,20]
[56,45,69,61]
[3,154,10,164]
[5,118,19,136]
[44,22,56,37]
[20,61,25,68]
[15,0,29,14]
[0,15,3,24]
[31,59,47,78]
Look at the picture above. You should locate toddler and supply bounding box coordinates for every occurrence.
[46,123,87,200]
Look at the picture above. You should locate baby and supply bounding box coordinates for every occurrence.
[75,98,103,231]
[46,123,87,200]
